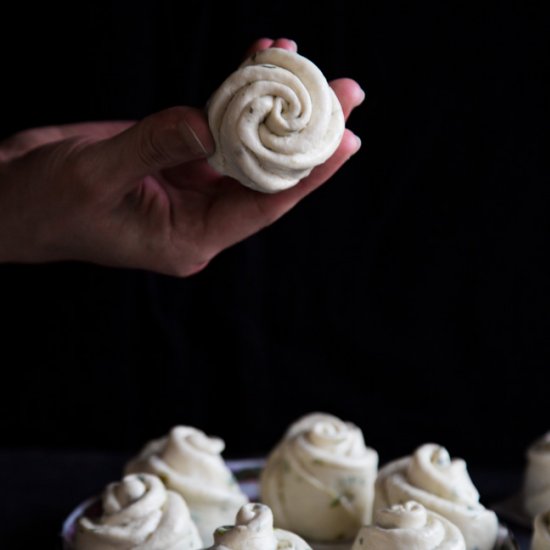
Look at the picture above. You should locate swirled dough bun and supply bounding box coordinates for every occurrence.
[208,503,311,550]
[260,412,378,542]
[532,510,550,550]
[524,432,550,518]
[74,473,202,550]
[124,426,248,545]
[207,47,345,193]
[374,444,498,550]
[351,501,465,550]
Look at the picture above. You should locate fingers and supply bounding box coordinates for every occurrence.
[330,78,366,120]
[91,107,214,185]
[245,37,297,58]
[207,129,361,253]
[271,37,298,51]
[252,129,362,219]
[245,38,274,57]
[198,48,364,251]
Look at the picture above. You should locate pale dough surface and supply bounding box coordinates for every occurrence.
[208,48,345,193]
[260,412,378,542]
[209,503,311,550]
[125,426,248,545]
[351,501,465,550]
[524,432,550,518]
[374,444,498,550]
[532,510,550,550]
[74,473,202,550]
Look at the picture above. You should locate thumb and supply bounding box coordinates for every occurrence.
[97,106,214,183]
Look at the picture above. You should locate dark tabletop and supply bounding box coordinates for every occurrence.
[0,448,534,549]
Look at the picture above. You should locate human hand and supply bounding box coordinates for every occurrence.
[0,38,364,276]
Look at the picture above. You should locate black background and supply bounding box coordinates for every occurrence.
[0,2,548,469]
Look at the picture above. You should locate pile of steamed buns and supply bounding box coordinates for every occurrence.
[71,413,550,550]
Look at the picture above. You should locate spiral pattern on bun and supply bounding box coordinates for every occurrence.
[74,473,202,550]
[351,501,465,550]
[207,48,345,193]
[260,412,378,542]
[210,503,311,550]
[124,426,248,545]
[374,444,498,550]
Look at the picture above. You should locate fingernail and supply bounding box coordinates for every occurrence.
[353,133,362,151]
[179,120,209,156]
[276,38,297,51]
[358,87,366,104]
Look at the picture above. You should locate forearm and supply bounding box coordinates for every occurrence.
[0,155,49,264]
[0,159,17,263]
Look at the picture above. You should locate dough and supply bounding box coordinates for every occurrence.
[374,444,498,550]
[124,425,248,545]
[524,432,550,518]
[208,503,311,550]
[74,473,202,550]
[351,501,465,550]
[532,510,550,550]
[260,412,378,542]
[208,48,345,193]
